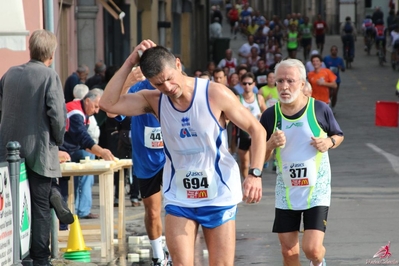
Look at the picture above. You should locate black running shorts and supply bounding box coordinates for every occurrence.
[138,168,163,198]
[272,206,329,233]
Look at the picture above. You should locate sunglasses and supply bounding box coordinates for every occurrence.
[242,82,254,86]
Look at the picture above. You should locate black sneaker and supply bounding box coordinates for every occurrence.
[151,258,168,266]
[50,188,74,224]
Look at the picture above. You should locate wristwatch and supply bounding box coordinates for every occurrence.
[248,168,262,178]
[329,137,336,149]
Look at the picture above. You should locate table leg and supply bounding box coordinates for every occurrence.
[68,175,75,213]
[118,168,125,240]
[99,171,114,260]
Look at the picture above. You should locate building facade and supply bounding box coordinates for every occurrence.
[0,0,209,83]
[1,0,397,81]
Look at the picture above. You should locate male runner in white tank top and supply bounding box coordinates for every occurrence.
[100,40,266,266]
[237,72,266,180]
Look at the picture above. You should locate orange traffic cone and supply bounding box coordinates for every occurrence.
[62,215,92,252]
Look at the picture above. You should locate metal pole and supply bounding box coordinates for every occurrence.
[159,2,166,46]
[7,141,22,266]
[44,0,54,32]
[43,0,58,258]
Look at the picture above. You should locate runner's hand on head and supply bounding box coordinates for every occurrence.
[127,39,157,67]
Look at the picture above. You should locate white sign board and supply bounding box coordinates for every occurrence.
[19,161,30,258]
[0,164,13,266]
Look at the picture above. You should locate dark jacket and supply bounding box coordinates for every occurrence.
[0,60,66,177]
[85,74,104,89]
[64,72,82,103]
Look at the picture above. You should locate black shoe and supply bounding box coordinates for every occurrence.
[50,189,74,224]
[32,260,53,266]
[79,213,99,219]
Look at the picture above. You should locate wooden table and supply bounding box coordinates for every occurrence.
[61,159,132,260]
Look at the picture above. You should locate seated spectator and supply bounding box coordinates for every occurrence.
[73,84,100,145]
[59,89,115,221]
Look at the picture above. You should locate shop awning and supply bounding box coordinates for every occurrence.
[0,0,29,51]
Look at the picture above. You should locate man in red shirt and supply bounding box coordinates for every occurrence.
[307,54,337,105]
[313,14,328,55]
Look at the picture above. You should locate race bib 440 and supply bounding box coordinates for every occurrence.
[144,126,163,149]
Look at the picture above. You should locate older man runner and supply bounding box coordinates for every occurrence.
[260,59,344,266]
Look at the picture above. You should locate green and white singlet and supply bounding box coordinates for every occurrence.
[274,97,331,210]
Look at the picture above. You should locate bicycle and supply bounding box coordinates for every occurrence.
[365,32,374,55]
[344,39,352,69]
[376,39,385,66]
[390,46,399,71]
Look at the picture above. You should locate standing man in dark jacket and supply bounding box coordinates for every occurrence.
[372,6,384,25]
[0,29,67,266]
[85,61,106,89]
[64,64,89,103]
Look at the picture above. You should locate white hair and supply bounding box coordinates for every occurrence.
[303,81,313,96]
[84,88,104,100]
[274,59,307,82]
[73,84,89,100]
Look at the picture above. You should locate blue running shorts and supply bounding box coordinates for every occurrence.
[165,204,237,228]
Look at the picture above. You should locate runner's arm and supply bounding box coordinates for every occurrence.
[100,40,158,117]
[209,83,266,203]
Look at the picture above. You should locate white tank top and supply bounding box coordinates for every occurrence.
[240,94,261,119]
[159,78,242,208]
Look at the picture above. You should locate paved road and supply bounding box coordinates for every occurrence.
[55,24,399,266]
[228,30,399,265]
